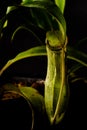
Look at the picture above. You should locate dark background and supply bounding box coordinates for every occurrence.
[65,0,87,44]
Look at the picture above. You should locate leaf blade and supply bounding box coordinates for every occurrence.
[21,1,66,38]
[19,86,45,112]
[54,0,66,13]
[67,46,87,67]
[0,46,47,76]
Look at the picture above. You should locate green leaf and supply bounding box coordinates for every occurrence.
[67,46,87,81]
[68,63,82,76]
[21,1,66,39]
[28,8,53,30]
[19,87,45,112]
[0,16,7,37]
[5,1,66,41]
[0,46,47,76]
[67,46,87,67]
[0,83,45,129]
[11,25,42,44]
[54,0,66,13]
[6,6,18,14]
[22,0,57,30]
[0,83,34,130]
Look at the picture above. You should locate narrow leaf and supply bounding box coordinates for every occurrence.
[54,0,66,13]
[21,1,66,39]
[68,63,82,76]
[0,46,47,76]
[0,83,34,130]
[0,16,7,37]
[19,86,45,112]
[67,46,87,67]
[11,25,42,44]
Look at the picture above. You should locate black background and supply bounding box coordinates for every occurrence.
[65,0,87,44]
